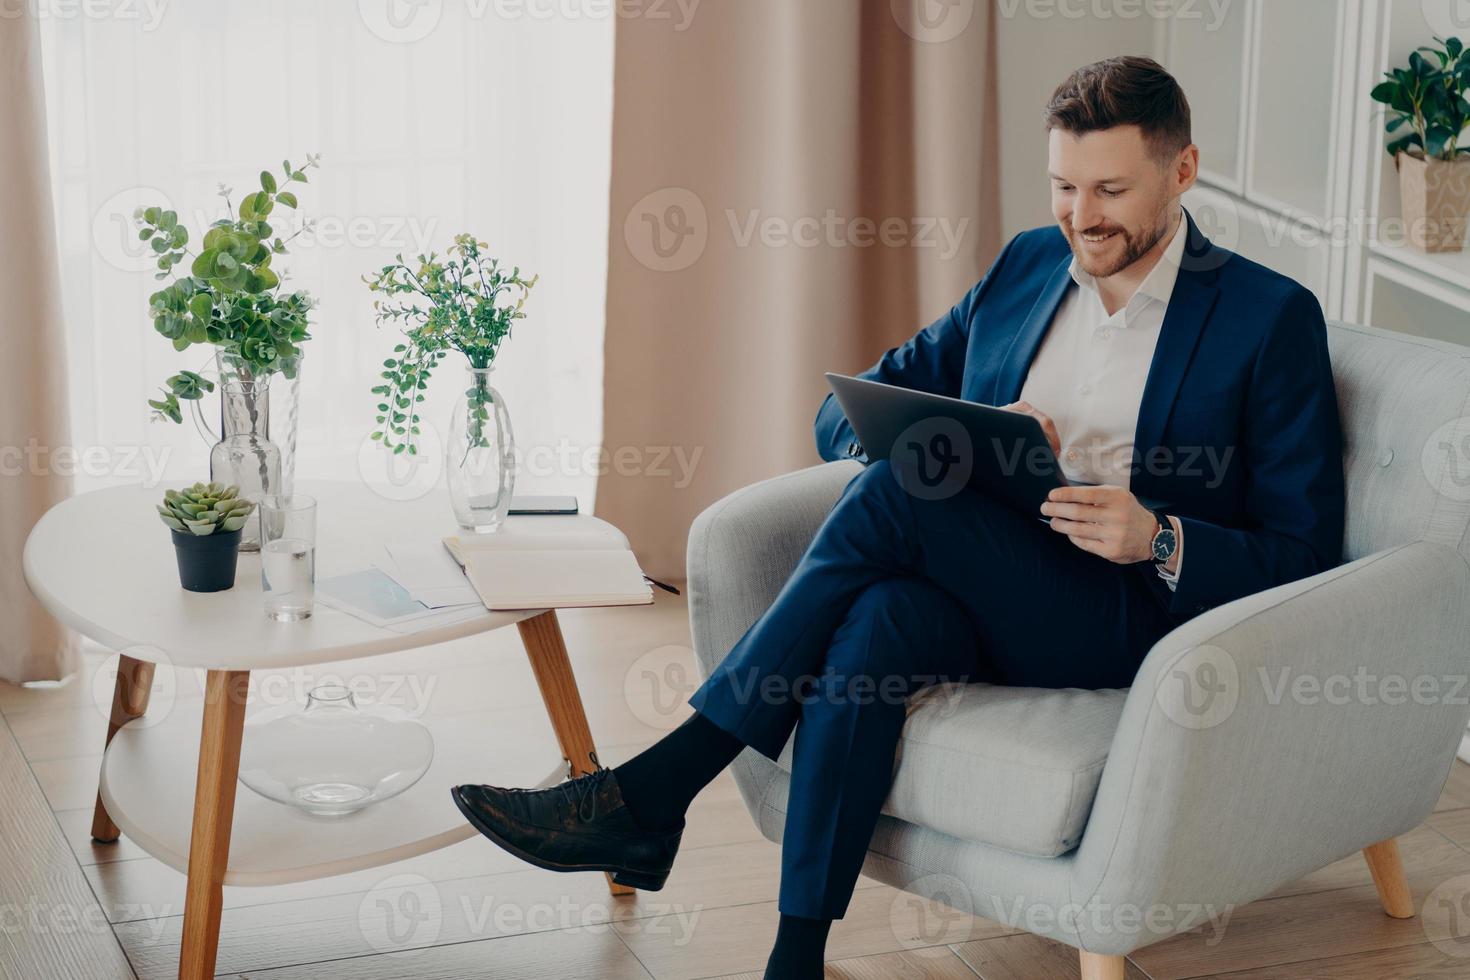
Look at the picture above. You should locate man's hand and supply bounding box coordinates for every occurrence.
[999,400,1061,455]
[1040,485,1160,564]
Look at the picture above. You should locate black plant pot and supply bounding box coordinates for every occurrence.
[171,528,243,593]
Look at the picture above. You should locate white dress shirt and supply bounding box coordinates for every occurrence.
[1018,214,1187,589]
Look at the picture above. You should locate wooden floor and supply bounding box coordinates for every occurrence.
[5,592,1470,979]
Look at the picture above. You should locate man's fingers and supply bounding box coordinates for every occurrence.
[1030,412,1060,456]
[1041,421,1060,456]
[1046,516,1105,539]
[1065,532,1107,556]
[1041,501,1096,522]
[1048,484,1118,504]
[1001,401,1061,455]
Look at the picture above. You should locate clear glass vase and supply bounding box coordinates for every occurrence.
[236,685,435,817]
[209,378,282,551]
[192,350,303,497]
[446,364,515,533]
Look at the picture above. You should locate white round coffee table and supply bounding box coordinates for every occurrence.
[23,480,639,980]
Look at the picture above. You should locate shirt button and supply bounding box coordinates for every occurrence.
[1099,329,1112,340]
[1080,384,1092,395]
[1065,449,1078,462]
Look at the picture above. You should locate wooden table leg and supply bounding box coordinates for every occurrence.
[178,669,250,980]
[92,654,157,843]
[517,610,635,897]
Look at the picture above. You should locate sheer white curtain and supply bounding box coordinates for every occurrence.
[39,1,611,506]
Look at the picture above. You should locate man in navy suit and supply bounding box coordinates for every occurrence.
[453,56,1345,980]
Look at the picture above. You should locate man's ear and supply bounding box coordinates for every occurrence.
[1173,144,1200,196]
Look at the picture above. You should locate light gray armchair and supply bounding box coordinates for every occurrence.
[686,320,1470,978]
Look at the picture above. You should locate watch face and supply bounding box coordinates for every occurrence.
[1152,527,1176,562]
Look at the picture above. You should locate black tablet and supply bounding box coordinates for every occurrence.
[825,373,1068,516]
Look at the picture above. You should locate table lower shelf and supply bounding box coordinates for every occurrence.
[99,706,565,887]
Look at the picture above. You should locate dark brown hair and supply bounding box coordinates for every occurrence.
[1044,56,1192,160]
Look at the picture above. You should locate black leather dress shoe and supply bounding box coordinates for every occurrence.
[450,768,683,890]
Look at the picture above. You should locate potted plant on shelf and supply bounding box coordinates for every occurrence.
[158,482,255,592]
[1371,36,1470,252]
[136,155,322,546]
[365,234,538,533]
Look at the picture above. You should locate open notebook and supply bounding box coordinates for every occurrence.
[443,531,653,610]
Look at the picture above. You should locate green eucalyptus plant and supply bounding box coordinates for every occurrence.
[365,234,538,456]
[137,155,322,423]
[158,482,255,536]
[1372,36,1470,160]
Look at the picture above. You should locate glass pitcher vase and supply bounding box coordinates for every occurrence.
[210,378,282,551]
[191,350,303,498]
[446,364,515,533]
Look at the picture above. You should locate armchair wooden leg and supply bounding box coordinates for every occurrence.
[1363,837,1416,918]
[1080,951,1125,980]
[92,654,156,843]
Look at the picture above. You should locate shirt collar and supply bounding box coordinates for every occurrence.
[1067,212,1188,327]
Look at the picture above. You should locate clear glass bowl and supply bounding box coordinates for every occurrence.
[238,685,435,816]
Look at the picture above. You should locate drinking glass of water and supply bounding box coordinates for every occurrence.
[260,494,316,622]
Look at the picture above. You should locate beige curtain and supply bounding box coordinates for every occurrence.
[1,14,78,684]
[597,0,1003,581]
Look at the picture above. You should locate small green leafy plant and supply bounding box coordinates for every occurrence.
[1372,36,1470,160]
[157,483,255,536]
[137,155,322,423]
[365,234,538,455]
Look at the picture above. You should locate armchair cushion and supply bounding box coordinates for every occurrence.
[771,683,1130,858]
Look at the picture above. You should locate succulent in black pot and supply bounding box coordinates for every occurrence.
[157,482,255,592]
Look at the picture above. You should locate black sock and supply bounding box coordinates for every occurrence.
[613,710,746,832]
[764,913,832,979]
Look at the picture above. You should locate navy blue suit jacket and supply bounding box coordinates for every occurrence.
[814,210,1346,619]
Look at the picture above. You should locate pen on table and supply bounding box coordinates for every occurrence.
[644,576,681,596]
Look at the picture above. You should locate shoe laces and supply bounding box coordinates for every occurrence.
[557,769,606,823]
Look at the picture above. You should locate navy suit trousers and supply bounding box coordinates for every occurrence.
[688,460,1185,919]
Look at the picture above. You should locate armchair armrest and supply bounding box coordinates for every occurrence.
[686,461,861,681]
[1068,540,1470,955]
